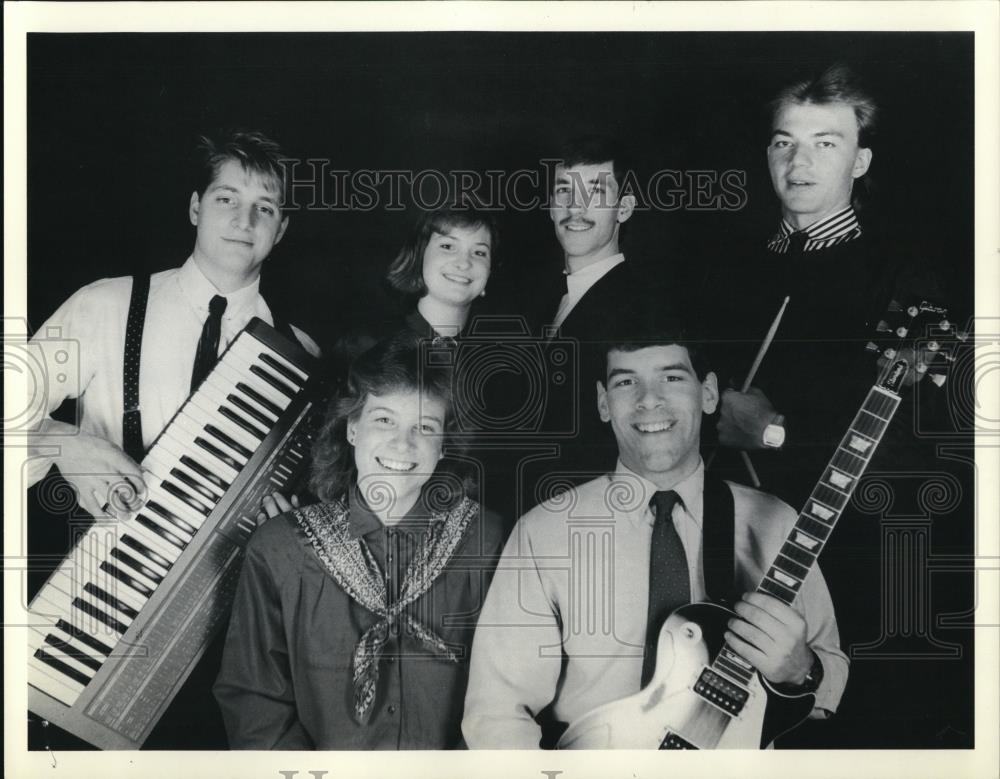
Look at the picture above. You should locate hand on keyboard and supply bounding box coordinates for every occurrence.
[256,491,300,527]
[47,423,146,519]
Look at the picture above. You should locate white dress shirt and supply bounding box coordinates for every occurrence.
[463,460,848,748]
[28,257,320,484]
[551,252,626,328]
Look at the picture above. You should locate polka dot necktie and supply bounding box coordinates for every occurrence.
[787,230,809,254]
[190,295,227,392]
[641,489,688,686]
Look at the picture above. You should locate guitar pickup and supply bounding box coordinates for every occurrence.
[693,668,750,716]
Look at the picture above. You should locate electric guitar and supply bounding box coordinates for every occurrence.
[558,301,965,749]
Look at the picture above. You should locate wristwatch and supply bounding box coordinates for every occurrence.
[762,413,786,449]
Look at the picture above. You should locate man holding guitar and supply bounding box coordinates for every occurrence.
[462,319,848,749]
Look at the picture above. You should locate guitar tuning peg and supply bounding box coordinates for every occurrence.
[939,319,951,331]
[865,341,880,352]
[896,327,908,338]
[956,330,969,342]
[927,341,940,352]
[876,320,891,333]
[916,362,928,374]
[887,300,903,312]
[930,374,947,387]
[884,348,897,359]
[907,305,919,318]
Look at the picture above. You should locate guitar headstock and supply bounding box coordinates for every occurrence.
[866,300,968,394]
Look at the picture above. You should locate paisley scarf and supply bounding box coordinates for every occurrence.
[293,495,477,723]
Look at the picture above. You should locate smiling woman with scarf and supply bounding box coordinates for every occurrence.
[213,332,505,749]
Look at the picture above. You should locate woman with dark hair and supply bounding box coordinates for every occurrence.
[336,201,499,367]
[213,332,505,749]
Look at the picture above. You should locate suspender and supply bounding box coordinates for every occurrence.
[122,274,151,463]
[121,275,302,463]
[702,474,737,605]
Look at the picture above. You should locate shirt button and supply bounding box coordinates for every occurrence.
[387,704,397,714]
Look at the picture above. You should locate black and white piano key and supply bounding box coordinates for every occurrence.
[231,336,308,386]
[118,527,176,573]
[86,563,147,614]
[204,364,283,418]
[186,389,264,450]
[83,582,140,621]
[144,450,223,506]
[29,652,87,704]
[193,435,245,473]
[111,544,166,589]
[30,616,110,669]
[37,630,104,673]
[100,559,155,600]
[172,415,249,469]
[31,584,124,642]
[139,473,208,531]
[257,351,307,387]
[197,380,275,435]
[134,513,187,551]
[148,480,213,528]
[158,428,240,484]
[226,391,278,428]
[33,646,93,686]
[191,379,271,437]
[182,401,259,456]
[213,361,290,413]
[228,338,301,397]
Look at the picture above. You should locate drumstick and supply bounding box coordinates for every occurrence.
[735,296,790,487]
[741,295,790,392]
[740,451,761,488]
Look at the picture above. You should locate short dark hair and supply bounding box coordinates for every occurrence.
[385,200,500,300]
[309,332,472,506]
[768,64,878,148]
[600,315,712,385]
[553,135,632,194]
[193,129,287,201]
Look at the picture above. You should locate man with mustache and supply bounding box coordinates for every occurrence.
[463,318,847,748]
[524,137,675,502]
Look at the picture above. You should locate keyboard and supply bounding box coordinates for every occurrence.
[27,318,326,749]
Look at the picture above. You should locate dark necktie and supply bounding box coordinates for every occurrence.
[641,489,689,686]
[191,295,227,391]
[787,230,808,254]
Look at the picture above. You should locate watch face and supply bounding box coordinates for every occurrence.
[763,424,785,448]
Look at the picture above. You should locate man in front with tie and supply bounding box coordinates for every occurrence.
[462,319,847,748]
[27,129,319,747]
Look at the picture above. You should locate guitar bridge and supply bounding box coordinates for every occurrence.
[693,668,750,716]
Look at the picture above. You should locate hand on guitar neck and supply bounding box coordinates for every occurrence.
[726,592,814,687]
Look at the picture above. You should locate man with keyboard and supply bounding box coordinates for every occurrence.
[27,130,320,749]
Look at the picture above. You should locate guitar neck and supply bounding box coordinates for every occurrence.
[712,383,902,686]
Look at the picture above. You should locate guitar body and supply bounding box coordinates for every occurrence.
[558,603,814,749]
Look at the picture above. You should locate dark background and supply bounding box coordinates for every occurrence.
[25,32,975,750]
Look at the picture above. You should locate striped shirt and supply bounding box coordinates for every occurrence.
[767,206,862,254]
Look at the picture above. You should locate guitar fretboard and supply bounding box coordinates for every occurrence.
[712,384,901,686]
